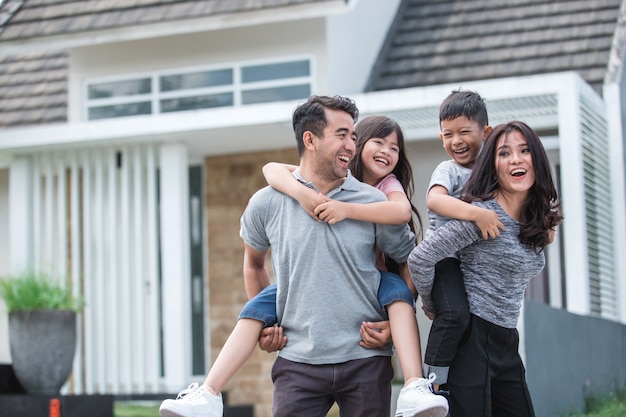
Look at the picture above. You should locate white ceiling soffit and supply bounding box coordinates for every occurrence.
[373,93,559,140]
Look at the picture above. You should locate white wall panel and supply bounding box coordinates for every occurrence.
[22,144,162,394]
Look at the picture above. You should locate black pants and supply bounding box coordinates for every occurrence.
[447,314,535,417]
[424,258,470,380]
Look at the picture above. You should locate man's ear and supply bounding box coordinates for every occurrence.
[302,131,316,150]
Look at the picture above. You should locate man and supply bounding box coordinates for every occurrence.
[241,95,416,417]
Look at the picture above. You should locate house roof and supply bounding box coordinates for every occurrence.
[0,0,340,128]
[0,50,67,127]
[0,0,332,44]
[0,0,624,130]
[367,0,624,95]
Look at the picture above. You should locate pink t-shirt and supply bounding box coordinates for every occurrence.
[375,174,406,271]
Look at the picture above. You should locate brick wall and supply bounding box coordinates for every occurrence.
[205,148,298,417]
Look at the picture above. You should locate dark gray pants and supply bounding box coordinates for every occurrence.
[271,356,393,417]
[448,314,535,417]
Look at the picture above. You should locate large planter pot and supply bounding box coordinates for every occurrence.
[8,309,77,394]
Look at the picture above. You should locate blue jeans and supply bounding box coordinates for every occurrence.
[238,271,414,326]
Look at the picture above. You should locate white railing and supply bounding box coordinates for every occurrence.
[30,145,162,394]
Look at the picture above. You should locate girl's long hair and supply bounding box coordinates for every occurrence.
[462,120,563,250]
[350,115,424,273]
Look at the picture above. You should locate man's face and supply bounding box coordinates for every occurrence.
[313,108,357,181]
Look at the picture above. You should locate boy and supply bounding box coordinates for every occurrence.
[422,90,504,391]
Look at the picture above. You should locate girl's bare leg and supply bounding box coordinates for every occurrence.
[202,318,264,395]
[387,301,423,385]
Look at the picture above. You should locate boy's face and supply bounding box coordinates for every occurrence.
[440,116,491,168]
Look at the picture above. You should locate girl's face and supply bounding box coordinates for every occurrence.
[495,130,535,196]
[360,131,400,186]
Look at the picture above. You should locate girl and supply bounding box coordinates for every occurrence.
[160,115,448,417]
[408,120,562,417]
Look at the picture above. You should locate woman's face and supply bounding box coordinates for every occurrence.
[494,130,535,196]
[360,131,400,186]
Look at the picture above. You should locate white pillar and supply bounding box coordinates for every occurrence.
[604,82,626,324]
[159,143,192,391]
[558,76,590,315]
[9,156,33,275]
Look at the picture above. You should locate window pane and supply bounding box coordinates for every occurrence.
[242,84,310,105]
[160,93,234,113]
[241,60,309,83]
[88,102,152,120]
[88,79,151,99]
[160,69,233,92]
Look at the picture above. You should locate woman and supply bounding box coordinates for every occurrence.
[408,120,562,417]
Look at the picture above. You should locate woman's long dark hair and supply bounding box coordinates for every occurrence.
[350,115,424,273]
[462,120,562,250]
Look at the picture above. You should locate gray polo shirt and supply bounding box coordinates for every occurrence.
[240,171,415,365]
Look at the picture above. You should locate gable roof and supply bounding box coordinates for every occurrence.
[367,0,624,95]
[0,50,67,128]
[0,0,335,46]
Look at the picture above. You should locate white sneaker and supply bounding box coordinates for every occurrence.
[159,383,223,417]
[395,374,449,417]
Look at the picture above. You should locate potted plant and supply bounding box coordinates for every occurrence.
[0,271,84,394]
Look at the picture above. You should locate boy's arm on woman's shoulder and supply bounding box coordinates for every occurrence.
[427,185,504,239]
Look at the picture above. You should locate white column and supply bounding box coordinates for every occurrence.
[558,75,590,315]
[9,156,33,275]
[159,143,191,391]
[604,82,626,324]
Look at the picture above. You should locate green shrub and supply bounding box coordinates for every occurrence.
[0,271,84,312]
[567,386,626,417]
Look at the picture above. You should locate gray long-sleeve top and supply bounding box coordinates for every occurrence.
[409,199,545,329]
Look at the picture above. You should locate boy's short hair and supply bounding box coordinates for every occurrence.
[439,89,488,128]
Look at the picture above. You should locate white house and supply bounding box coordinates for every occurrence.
[0,1,624,416]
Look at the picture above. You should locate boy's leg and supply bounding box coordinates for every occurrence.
[424,258,470,386]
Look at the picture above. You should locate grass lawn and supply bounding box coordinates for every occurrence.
[566,387,626,417]
[114,402,161,417]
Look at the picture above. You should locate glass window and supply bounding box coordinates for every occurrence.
[160,69,233,92]
[85,58,312,120]
[241,60,309,83]
[88,102,152,120]
[87,78,151,99]
[242,84,310,105]
[160,93,234,113]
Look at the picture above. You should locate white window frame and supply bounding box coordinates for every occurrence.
[83,55,315,121]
